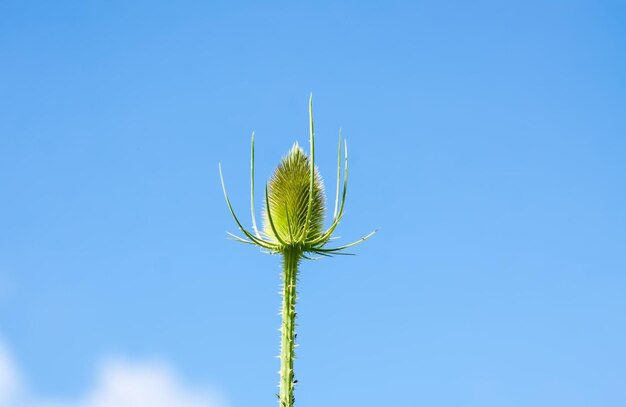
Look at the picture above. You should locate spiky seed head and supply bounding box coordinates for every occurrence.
[263,143,325,245]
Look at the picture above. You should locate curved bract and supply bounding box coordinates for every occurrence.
[219,95,376,256]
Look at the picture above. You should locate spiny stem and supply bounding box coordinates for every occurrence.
[279,247,301,407]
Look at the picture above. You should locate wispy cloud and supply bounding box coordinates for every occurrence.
[0,341,227,407]
[0,342,21,407]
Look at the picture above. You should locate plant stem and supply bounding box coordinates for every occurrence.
[279,247,301,407]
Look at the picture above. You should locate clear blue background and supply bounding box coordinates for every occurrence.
[1,1,625,406]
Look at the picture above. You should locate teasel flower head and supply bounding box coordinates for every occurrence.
[219,95,376,257]
[263,142,325,244]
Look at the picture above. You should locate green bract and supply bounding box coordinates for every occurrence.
[219,96,375,407]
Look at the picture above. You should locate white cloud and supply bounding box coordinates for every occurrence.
[0,341,227,407]
[0,342,22,407]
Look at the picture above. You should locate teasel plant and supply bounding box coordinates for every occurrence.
[219,96,376,407]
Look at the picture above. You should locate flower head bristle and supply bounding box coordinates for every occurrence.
[263,143,325,245]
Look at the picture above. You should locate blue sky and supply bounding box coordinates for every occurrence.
[1,1,625,406]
